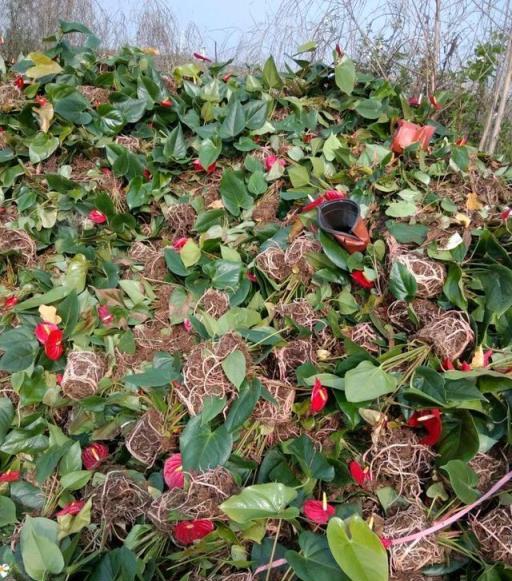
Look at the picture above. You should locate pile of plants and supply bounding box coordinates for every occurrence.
[1,22,512,581]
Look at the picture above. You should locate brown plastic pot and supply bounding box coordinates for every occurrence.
[317,200,370,254]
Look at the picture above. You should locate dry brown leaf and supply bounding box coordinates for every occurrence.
[466,192,483,211]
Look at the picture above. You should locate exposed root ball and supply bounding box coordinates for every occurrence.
[384,503,445,574]
[90,471,152,540]
[471,506,512,565]
[166,203,196,238]
[148,467,235,532]
[125,410,164,467]
[468,452,507,492]
[252,378,295,425]
[179,333,249,415]
[393,253,445,298]
[0,226,36,263]
[0,84,24,112]
[129,241,167,280]
[61,351,105,400]
[363,428,436,498]
[199,289,230,317]
[78,85,111,105]
[256,246,291,282]
[274,339,316,383]
[253,181,281,222]
[347,322,380,352]
[276,299,322,330]
[284,235,321,280]
[387,299,442,331]
[115,135,142,152]
[416,310,474,361]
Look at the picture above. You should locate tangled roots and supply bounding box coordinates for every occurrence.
[416,310,474,360]
[199,289,230,317]
[384,503,445,574]
[387,299,442,331]
[115,135,142,153]
[253,181,281,222]
[129,241,167,280]
[252,378,295,425]
[276,299,323,330]
[61,351,105,400]
[285,235,321,280]
[347,323,380,352]
[148,467,235,532]
[363,428,436,499]
[90,471,152,540]
[256,246,291,282]
[125,410,164,467]
[274,339,316,383]
[468,452,507,492]
[0,84,24,112]
[392,253,445,299]
[179,333,249,415]
[0,226,36,264]
[78,85,111,105]
[470,506,512,565]
[166,203,196,238]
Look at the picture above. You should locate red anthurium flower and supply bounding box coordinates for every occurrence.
[0,470,20,483]
[45,329,64,360]
[349,460,371,486]
[160,99,173,108]
[56,373,63,385]
[302,196,325,213]
[429,95,442,110]
[56,500,85,517]
[264,155,286,172]
[193,52,212,63]
[89,209,107,224]
[459,361,472,372]
[500,207,512,221]
[455,136,468,147]
[183,319,192,333]
[163,453,185,489]
[34,95,48,107]
[351,270,374,289]
[173,519,214,545]
[407,408,442,446]
[323,190,346,201]
[303,498,335,525]
[408,94,423,107]
[3,295,18,310]
[143,168,152,181]
[246,272,257,282]
[310,378,328,414]
[34,322,59,344]
[14,75,25,90]
[101,167,111,176]
[391,120,435,154]
[441,358,455,371]
[98,305,113,325]
[172,237,188,250]
[192,159,217,174]
[483,349,493,367]
[82,442,109,470]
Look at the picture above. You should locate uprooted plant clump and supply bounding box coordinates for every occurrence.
[0,21,512,581]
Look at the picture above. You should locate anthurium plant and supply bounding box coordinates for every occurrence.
[0,21,511,581]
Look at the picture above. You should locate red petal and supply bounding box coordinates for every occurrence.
[407,409,442,446]
[172,237,189,250]
[303,499,335,524]
[351,271,374,289]
[44,329,64,360]
[88,209,107,224]
[82,443,109,470]
[163,453,185,489]
[483,349,493,367]
[56,500,85,517]
[441,358,455,370]
[459,361,472,372]
[302,197,324,213]
[160,99,173,108]
[348,460,370,485]
[310,379,328,414]
[0,470,20,483]
[173,519,214,544]
[98,305,113,325]
[193,53,212,63]
[34,322,59,344]
[4,295,18,309]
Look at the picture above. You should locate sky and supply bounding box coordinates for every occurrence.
[105,0,283,51]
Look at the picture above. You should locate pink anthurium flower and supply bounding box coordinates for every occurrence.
[89,209,107,224]
[193,52,212,63]
[408,94,423,107]
[172,237,188,250]
[173,519,214,544]
[183,319,193,333]
[264,155,286,172]
[310,378,328,414]
[3,295,18,310]
[163,453,185,489]
[98,305,113,325]
[391,120,435,154]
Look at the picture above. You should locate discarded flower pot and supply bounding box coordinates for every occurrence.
[317,199,370,253]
